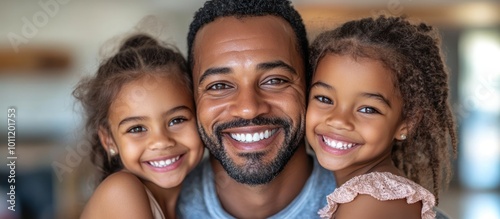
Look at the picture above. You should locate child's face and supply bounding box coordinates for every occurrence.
[104,73,203,188]
[306,54,406,174]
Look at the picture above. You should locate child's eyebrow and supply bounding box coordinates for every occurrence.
[361,92,392,108]
[310,81,333,90]
[164,105,192,116]
[117,106,191,128]
[118,116,146,127]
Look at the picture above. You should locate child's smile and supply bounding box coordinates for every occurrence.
[146,155,181,169]
[316,132,362,156]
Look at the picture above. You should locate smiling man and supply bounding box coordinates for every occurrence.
[176,0,336,218]
[194,15,306,186]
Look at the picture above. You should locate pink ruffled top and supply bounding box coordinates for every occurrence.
[318,172,436,219]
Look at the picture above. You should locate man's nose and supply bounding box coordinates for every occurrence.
[228,86,271,120]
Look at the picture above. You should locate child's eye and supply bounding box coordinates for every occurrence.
[128,126,147,133]
[169,117,187,126]
[314,95,333,104]
[359,107,380,114]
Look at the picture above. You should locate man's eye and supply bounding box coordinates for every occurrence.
[128,126,147,133]
[359,107,380,114]
[169,118,187,127]
[263,78,287,85]
[208,83,232,90]
[314,95,333,104]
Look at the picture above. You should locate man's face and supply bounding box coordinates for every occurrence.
[192,16,306,185]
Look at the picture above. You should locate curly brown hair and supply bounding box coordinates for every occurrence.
[73,34,191,182]
[309,16,458,202]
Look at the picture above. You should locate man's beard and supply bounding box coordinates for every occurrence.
[198,116,304,185]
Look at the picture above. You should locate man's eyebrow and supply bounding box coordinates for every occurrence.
[257,60,297,75]
[361,92,392,108]
[198,67,231,85]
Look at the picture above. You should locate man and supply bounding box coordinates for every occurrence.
[176,0,335,218]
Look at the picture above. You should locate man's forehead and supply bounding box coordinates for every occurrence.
[193,15,296,51]
[190,15,305,85]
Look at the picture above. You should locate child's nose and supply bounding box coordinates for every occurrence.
[149,131,175,150]
[325,108,355,131]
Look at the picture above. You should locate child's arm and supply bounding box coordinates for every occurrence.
[80,171,155,219]
[334,194,422,219]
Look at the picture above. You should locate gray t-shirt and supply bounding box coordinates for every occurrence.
[177,155,336,218]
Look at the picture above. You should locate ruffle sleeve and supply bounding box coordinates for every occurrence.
[318,172,436,219]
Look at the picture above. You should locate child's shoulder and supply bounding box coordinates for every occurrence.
[80,171,154,219]
[319,172,436,219]
[335,193,422,219]
[99,171,145,191]
[91,171,149,201]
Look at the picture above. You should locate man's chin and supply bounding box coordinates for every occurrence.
[208,149,271,184]
[226,166,278,186]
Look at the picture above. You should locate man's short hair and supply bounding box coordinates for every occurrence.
[187,0,311,85]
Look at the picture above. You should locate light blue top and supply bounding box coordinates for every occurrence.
[177,155,336,218]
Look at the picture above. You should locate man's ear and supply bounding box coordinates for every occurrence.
[98,126,118,156]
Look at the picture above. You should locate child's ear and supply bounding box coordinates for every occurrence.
[394,121,409,141]
[395,111,423,141]
[98,126,118,156]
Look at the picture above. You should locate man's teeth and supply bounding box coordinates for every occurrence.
[230,129,277,143]
[323,136,355,150]
[148,156,180,168]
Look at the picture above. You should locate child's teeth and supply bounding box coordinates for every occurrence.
[148,156,180,168]
[322,136,356,150]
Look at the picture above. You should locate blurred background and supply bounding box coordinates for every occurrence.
[0,0,499,218]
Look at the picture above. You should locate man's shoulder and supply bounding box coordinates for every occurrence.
[269,155,336,218]
[177,157,217,217]
[180,157,210,196]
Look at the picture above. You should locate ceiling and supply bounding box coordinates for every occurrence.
[147,0,500,27]
[297,1,500,29]
[148,0,499,9]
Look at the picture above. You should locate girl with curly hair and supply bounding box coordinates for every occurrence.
[75,33,204,219]
[306,16,457,218]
